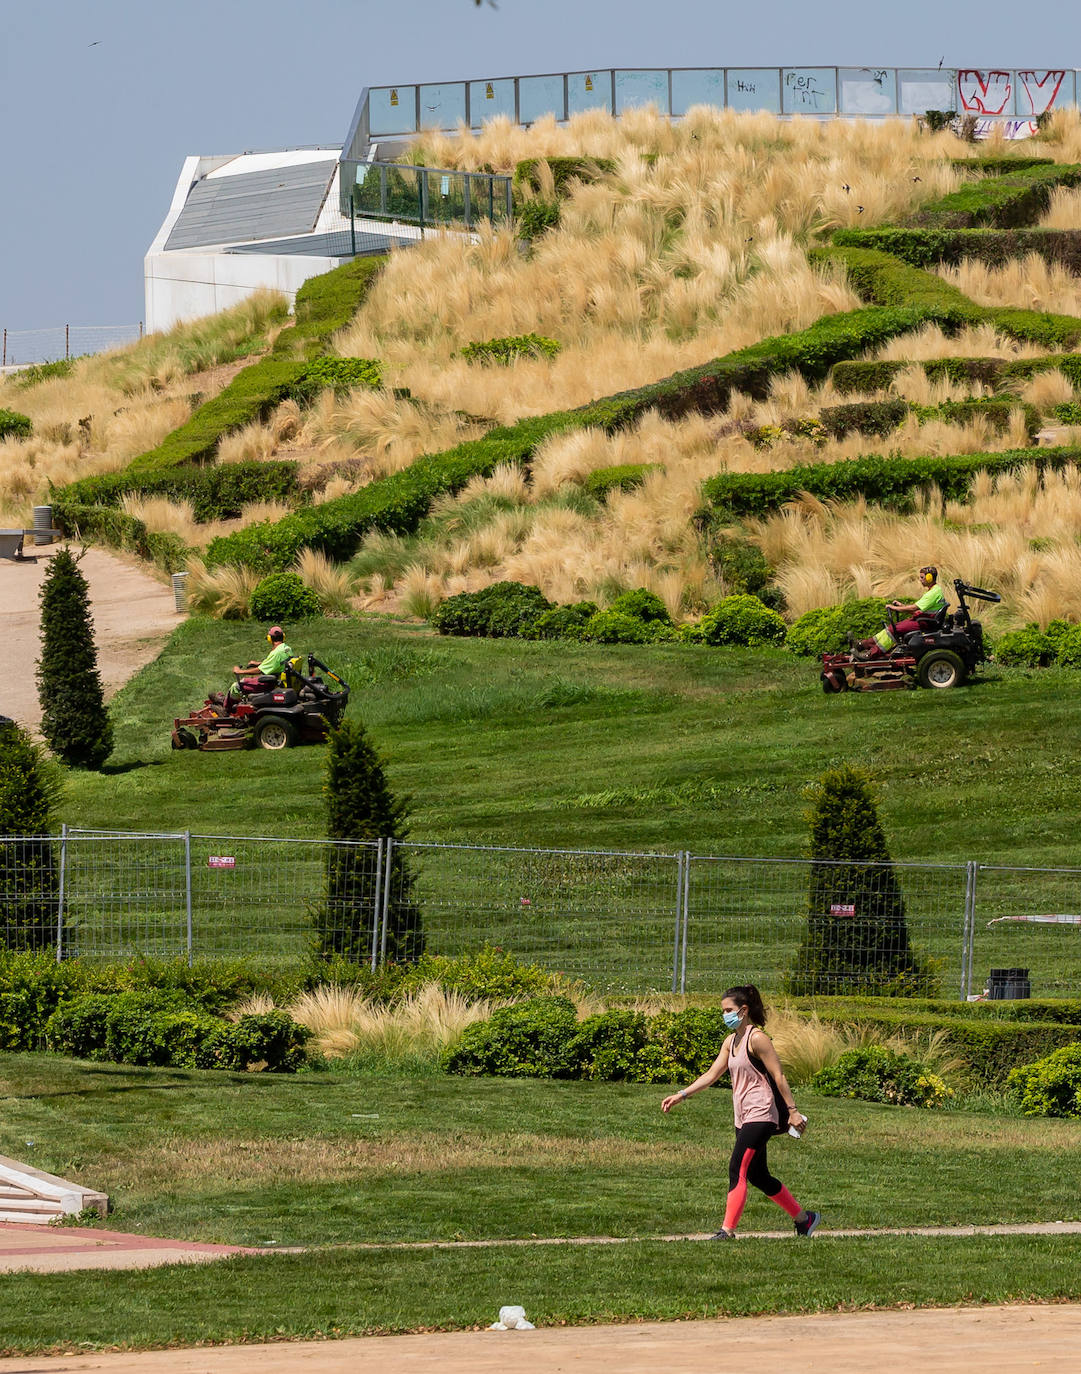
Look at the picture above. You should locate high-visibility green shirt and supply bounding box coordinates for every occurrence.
[915,583,947,614]
[256,643,293,678]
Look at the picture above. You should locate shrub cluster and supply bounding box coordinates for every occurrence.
[516,200,562,241]
[582,463,660,498]
[906,162,1081,230]
[461,334,561,366]
[810,1046,952,1107]
[45,989,308,1072]
[993,621,1069,667]
[685,594,786,647]
[834,227,1081,274]
[299,356,383,393]
[785,598,889,656]
[249,571,322,622]
[1007,1044,1081,1117]
[0,407,31,440]
[432,581,553,637]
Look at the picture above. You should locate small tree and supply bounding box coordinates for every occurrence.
[36,549,113,769]
[0,719,63,950]
[313,719,424,964]
[785,765,934,997]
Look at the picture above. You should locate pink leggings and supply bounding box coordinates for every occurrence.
[722,1121,803,1232]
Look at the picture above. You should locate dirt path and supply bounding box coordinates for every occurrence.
[3,544,181,734]
[0,1304,1077,1373]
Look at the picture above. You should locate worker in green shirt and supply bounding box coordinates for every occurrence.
[856,566,948,659]
[224,626,294,703]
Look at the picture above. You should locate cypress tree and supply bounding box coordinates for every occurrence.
[0,718,63,949]
[785,764,935,996]
[314,718,424,964]
[36,549,113,770]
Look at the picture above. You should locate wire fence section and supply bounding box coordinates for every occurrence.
[2,323,143,367]
[3,830,1081,998]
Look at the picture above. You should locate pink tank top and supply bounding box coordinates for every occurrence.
[729,1028,780,1129]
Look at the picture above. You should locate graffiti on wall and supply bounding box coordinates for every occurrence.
[958,69,1068,117]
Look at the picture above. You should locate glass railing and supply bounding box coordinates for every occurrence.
[341,160,514,229]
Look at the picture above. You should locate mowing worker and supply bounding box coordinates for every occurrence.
[855,565,948,660]
[662,984,820,1240]
[221,625,294,704]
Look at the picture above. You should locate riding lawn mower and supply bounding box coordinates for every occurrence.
[820,579,1001,694]
[171,654,350,751]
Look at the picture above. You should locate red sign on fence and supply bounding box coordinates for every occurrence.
[207,856,236,869]
[830,903,856,917]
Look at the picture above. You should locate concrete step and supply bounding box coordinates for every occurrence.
[0,1154,108,1225]
[0,1195,64,1215]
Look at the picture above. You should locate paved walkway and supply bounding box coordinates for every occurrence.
[4,543,179,734]
[0,1223,252,1273]
[0,1304,1078,1373]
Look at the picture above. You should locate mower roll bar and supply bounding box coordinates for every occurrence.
[953,579,1001,605]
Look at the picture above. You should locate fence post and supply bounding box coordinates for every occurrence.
[671,852,684,993]
[961,860,978,999]
[680,853,691,995]
[350,200,357,257]
[184,831,193,967]
[379,838,394,963]
[369,838,384,973]
[65,324,70,360]
[55,823,68,963]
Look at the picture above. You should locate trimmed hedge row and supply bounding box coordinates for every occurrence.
[906,162,1081,229]
[47,505,191,573]
[53,460,301,522]
[747,398,1039,447]
[699,445,1081,520]
[816,245,1081,349]
[831,353,1081,396]
[834,226,1081,273]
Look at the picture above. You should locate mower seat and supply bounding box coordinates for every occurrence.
[248,688,299,708]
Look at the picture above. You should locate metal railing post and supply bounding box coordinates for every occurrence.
[961,860,978,999]
[379,838,394,963]
[184,831,193,967]
[350,201,356,257]
[370,838,384,973]
[671,852,684,993]
[680,853,690,995]
[55,823,68,962]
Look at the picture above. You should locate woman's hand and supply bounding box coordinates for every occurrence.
[788,1109,807,1135]
[661,1092,685,1113]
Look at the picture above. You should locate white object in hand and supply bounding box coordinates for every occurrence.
[789,1112,807,1139]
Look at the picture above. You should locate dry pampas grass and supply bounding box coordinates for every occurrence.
[938,254,1081,316]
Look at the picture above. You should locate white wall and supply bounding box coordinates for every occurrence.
[144,248,345,333]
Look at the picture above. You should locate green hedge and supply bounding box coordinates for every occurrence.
[699,445,1081,520]
[906,162,1081,229]
[834,227,1081,273]
[583,463,660,497]
[0,407,32,440]
[272,254,386,360]
[832,353,1081,396]
[53,460,300,522]
[461,334,561,366]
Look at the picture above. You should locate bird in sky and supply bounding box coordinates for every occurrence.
[856,205,865,213]
[912,176,922,182]
[842,183,851,193]
[89,39,101,46]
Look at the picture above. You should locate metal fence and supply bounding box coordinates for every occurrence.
[1,323,143,368]
[3,829,1081,998]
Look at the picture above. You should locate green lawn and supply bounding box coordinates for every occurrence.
[4,1235,1081,1354]
[2,1056,1079,1248]
[54,615,1081,992]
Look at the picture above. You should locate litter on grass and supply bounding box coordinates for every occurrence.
[489,1304,535,1330]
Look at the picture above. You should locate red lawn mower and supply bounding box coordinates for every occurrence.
[171,654,350,751]
[820,580,1001,694]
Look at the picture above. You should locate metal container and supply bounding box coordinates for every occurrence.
[32,506,54,546]
[171,571,189,613]
[987,967,1030,999]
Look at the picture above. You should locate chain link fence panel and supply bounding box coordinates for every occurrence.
[968,864,1081,998]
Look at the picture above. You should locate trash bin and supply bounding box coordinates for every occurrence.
[171,571,189,613]
[987,967,1030,999]
[32,506,54,546]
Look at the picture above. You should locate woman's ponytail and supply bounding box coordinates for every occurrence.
[723,983,768,1027]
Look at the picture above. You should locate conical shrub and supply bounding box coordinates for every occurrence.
[36,549,113,769]
[0,718,63,949]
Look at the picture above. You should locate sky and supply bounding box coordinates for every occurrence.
[2,0,1080,335]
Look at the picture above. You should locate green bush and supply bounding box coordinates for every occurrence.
[55,461,300,524]
[689,595,787,647]
[819,399,909,439]
[461,334,561,366]
[432,581,551,638]
[994,624,1057,667]
[0,721,62,953]
[582,610,652,644]
[215,1010,309,1073]
[45,994,115,1060]
[567,1009,652,1080]
[583,463,659,498]
[829,360,907,395]
[648,1006,730,1078]
[906,162,1081,229]
[0,408,32,440]
[396,947,560,1003]
[299,357,383,393]
[100,988,203,1064]
[785,598,888,657]
[513,157,618,196]
[1052,401,1081,425]
[517,200,561,240]
[36,549,113,770]
[526,602,598,640]
[834,226,1081,274]
[11,358,79,387]
[1054,623,1081,667]
[811,1046,951,1106]
[608,588,671,624]
[442,996,580,1077]
[248,572,322,622]
[1007,1044,1081,1117]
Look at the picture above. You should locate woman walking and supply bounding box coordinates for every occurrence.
[662,984,820,1240]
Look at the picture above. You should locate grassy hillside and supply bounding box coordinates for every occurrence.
[69,613,1081,868]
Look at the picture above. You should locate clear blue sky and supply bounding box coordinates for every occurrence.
[1,0,1078,332]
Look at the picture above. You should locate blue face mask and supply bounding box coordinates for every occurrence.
[723,1009,742,1030]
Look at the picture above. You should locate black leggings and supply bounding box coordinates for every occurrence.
[728,1121,782,1197]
